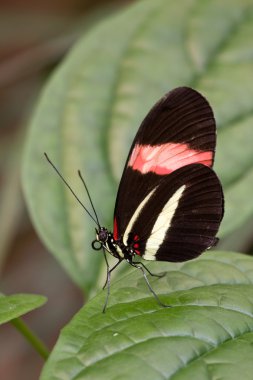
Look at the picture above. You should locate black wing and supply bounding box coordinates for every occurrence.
[113,87,217,241]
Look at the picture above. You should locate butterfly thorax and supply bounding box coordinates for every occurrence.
[92,227,135,261]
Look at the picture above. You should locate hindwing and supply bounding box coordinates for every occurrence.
[122,164,224,262]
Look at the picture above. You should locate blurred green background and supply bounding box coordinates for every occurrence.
[0,1,130,379]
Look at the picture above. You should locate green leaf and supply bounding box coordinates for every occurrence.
[40,251,253,380]
[22,0,253,291]
[0,293,47,325]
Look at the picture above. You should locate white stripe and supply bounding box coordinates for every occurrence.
[143,185,186,260]
[123,188,156,245]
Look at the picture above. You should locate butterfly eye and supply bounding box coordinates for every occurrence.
[98,229,108,243]
[92,240,103,251]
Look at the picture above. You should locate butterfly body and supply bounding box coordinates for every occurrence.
[93,227,138,262]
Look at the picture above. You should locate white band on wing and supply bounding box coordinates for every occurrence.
[143,185,186,260]
[123,187,156,246]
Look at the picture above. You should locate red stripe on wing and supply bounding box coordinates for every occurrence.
[113,217,118,240]
[128,143,213,175]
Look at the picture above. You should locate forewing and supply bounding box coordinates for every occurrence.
[123,164,224,262]
[128,86,216,174]
[114,87,217,239]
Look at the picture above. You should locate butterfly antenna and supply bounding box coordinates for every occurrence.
[44,153,99,227]
[78,170,101,228]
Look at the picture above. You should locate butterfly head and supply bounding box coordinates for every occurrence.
[92,227,109,251]
[97,227,109,243]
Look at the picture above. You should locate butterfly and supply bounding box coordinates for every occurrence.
[45,87,224,312]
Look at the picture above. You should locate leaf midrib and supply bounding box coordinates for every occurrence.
[188,4,250,88]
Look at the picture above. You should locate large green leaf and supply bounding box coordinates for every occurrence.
[0,293,47,325]
[40,251,253,380]
[23,0,253,291]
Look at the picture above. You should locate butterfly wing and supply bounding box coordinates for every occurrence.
[123,164,224,262]
[114,87,217,241]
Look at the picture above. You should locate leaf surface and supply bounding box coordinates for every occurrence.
[40,251,253,380]
[0,293,47,325]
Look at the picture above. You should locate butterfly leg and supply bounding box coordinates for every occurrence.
[129,262,170,308]
[133,261,165,278]
[102,249,123,313]
[102,259,123,290]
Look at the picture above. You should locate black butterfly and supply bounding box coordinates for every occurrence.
[45,87,224,312]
